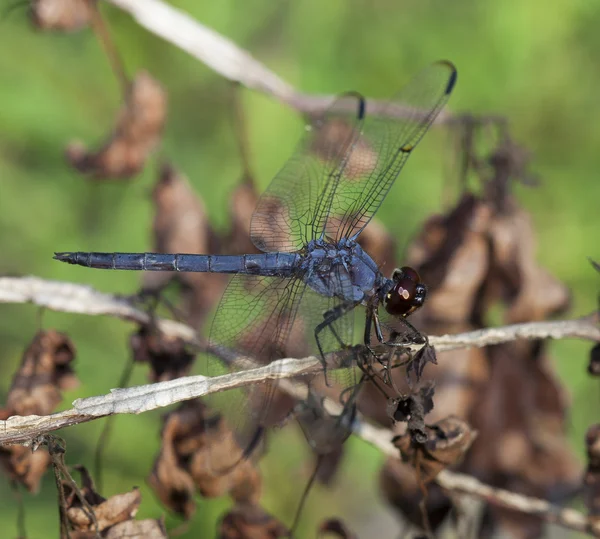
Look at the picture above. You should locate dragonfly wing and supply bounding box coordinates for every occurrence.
[294,269,362,454]
[203,273,307,473]
[327,61,457,242]
[250,94,366,252]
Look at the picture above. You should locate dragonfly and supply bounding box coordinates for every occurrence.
[54,61,457,475]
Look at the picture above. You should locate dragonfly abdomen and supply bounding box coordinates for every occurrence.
[53,251,302,275]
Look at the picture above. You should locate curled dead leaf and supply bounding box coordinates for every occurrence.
[380,457,451,531]
[148,400,261,520]
[588,343,600,376]
[130,324,195,382]
[585,424,600,518]
[318,517,357,538]
[0,330,77,492]
[0,445,52,493]
[66,71,166,179]
[143,164,225,328]
[218,502,289,539]
[393,415,477,483]
[63,467,141,533]
[5,329,78,417]
[30,0,92,31]
[103,518,167,538]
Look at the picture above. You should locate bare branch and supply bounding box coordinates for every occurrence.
[431,314,600,352]
[102,0,455,121]
[2,277,597,355]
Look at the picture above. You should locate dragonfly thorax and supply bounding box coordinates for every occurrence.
[302,238,383,303]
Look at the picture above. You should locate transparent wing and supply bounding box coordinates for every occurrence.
[250,61,457,253]
[330,61,457,242]
[294,269,362,454]
[250,93,365,252]
[202,274,307,474]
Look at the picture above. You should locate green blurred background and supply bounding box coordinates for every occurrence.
[1,0,599,537]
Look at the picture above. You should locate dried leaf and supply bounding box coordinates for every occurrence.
[218,502,289,539]
[30,0,91,31]
[387,383,435,444]
[589,343,600,376]
[317,517,358,538]
[130,324,195,382]
[393,415,477,483]
[66,71,166,179]
[143,164,225,328]
[63,467,141,533]
[408,194,492,324]
[103,518,167,538]
[486,203,570,323]
[0,445,52,493]
[0,330,77,492]
[584,424,600,518]
[148,400,261,520]
[4,329,78,416]
[380,457,451,531]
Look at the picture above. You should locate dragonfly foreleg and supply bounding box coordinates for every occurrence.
[314,302,357,387]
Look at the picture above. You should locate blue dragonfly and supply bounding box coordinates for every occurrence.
[55,61,457,473]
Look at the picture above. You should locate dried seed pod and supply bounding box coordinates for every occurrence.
[66,71,167,179]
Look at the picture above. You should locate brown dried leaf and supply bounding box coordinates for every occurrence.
[469,342,581,494]
[104,518,167,538]
[148,400,261,520]
[63,467,141,533]
[407,194,492,324]
[5,329,78,417]
[130,324,195,382]
[66,489,141,532]
[584,424,600,518]
[393,415,477,483]
[589,343,600,376]
[218,502,289,539]
[318,517,358,538]
[0,445,52,493]
[380,457,451,531]
[0,330,76,492]
[143,164,225,328]
[486,203,570,323]
[30,0,92,31]
[66,71,166,179]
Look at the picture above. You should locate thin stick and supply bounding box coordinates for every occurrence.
[88,0,130,95]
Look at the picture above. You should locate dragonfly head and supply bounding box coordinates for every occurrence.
[383,266,426,317]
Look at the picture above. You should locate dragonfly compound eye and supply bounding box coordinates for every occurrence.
[384,266,426,317]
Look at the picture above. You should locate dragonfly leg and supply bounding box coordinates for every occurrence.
[314,302,357,388]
